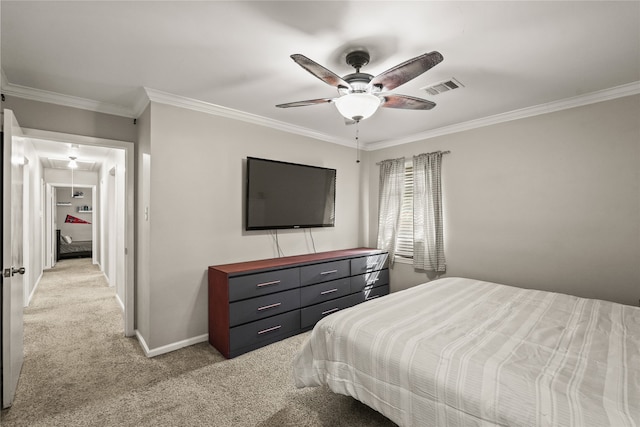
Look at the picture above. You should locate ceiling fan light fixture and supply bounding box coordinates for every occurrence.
[334,93,381,121]
[68,156,78,169]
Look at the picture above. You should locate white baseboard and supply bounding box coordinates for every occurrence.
[27,271,44,306]
[115,293,125,313]
[135,330,152,356]
[102,271,115,287]
[135,330,209,358]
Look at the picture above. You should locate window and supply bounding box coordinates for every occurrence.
[395,162,414,259]
[377,151,446,271]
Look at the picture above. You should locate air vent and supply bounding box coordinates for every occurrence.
[421,78,464,96]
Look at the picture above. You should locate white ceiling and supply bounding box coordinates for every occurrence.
[2,1,639,149]
[29,138,114,171]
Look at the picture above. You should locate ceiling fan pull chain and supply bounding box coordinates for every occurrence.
[355,120,361,164]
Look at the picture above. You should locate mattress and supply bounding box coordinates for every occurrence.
[293,277,640,427]
[59,240,92,254]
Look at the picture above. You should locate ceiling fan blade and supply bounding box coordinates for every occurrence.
[290,54,352,90]
[369,51,443,91]
[276,98,334,108]
[380,94,436,110]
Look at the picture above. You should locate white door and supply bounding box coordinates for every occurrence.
[2,109,26,408]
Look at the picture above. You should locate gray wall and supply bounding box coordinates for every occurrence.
[367,95,640,306]
[3,96,137,142]
[137,101,363,350]
[136,104,151,343]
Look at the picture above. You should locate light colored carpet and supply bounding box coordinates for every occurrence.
[1,258,396,426]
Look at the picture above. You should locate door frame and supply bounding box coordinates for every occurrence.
[22,158,31,307]
[24,128,135,337]
[48,184,98,266]
[44,182,57,269]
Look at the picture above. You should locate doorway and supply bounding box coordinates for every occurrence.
[24,128,135,336]
[51,185,96,264]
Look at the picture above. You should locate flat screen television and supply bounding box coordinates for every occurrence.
[245,157,336,230]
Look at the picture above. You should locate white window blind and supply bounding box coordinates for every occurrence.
[395,162,414,259]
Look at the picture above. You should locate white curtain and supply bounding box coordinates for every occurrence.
[377,157,405,265]
[413,152,446,272]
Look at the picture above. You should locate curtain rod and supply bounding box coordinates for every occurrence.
[376,150,450,165]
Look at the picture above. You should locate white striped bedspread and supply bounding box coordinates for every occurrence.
[293,277,640,427]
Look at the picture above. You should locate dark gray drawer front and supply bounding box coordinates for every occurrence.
[300,278,350,307]
[350,268,389,293]
[351,253,390,275]
[230,310,300,350]
[352,284,389,304]
[229,288,300,327]
[300,260,350,286]
[228,268,299,302]
[300,294,359,329]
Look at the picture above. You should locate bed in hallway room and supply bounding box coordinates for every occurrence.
[293,277,640,427]
[56,229,93,261]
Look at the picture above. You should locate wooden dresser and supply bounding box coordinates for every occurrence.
[208,248,389,358]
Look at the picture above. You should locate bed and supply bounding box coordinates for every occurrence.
[293,277,639,427]
[56,229,93,261]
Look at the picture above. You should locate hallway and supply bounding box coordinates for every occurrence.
[0,258,214,426]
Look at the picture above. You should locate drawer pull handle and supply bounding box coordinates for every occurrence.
[258,325,281,335]
[257,302,281,311]
[366,295,381,301]
[256,280,281,288]
[321,308,339,315]
[320,269,338,275]
[320,288,338,295]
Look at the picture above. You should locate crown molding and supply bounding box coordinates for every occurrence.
[366,81,640,151]
[1,79,137,118]
[2,73,637,150]
[131,87,151,118]
[0,76,352,146]
[1,69,9,88]
[143,87,353,147]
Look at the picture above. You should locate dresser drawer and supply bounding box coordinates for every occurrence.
[351,253,390,275]
[300,260,350,286]
[300,294,359,329]
[230,310,301,351]
[229,288,300,327]
[352,284,390,304]
[300,278,350,307]
[350,268,389,293]
[228,267,299,302]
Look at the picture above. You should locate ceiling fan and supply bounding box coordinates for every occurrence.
[276,49,444,122]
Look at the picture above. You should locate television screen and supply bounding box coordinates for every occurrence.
[246,157,336,230]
